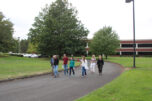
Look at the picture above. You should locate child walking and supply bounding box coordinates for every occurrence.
[69,57,75,76]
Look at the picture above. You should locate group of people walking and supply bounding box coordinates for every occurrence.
[50,54,104,78]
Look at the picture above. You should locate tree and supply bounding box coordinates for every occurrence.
[90,26,120,59]
[0,12,14,52]
[11,38,19,53]
[27,42,38,53]
[20,39,29,53]
[28,0,89,56]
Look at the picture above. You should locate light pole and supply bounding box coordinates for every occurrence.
[18,37,20,53]
[126,0,136,68]
[85,42,89,57]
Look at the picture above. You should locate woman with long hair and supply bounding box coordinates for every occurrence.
[90,55,96,73]
[81,56,88,77]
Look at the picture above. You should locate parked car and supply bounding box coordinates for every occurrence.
[30,54,39,58]
[23,54,39,58]
[23,54,32,58]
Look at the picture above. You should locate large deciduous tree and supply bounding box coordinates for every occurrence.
[28,0,89,56]
[0,12,14,52]
[90,26,120,59]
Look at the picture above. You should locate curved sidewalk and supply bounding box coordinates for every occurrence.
[0,62,123,101]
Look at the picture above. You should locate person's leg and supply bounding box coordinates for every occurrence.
[92,64,95,73]
[99,65,103,76]
[56,65,58,76]
[84,68,87,75]
[64,64,66,75]
[82,67,84,76]
[101,65,103,73]
[51,65,54,76]
[53,65,57,77]
[69,67,72,76]
[90,64,93,72]
[72,68,75,75]
[97,66,100,74]
[66,64,68,74]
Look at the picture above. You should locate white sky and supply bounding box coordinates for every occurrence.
[0,0,152,40]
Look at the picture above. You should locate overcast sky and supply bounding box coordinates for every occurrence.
[0,0,152,40]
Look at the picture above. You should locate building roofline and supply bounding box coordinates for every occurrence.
[120,39,152,41]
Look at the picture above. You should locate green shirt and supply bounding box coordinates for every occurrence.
[69,60,75,67]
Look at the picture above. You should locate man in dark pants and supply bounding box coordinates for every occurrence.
[97,55,104,76]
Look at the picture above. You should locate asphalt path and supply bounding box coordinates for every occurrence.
[0,62,123,101]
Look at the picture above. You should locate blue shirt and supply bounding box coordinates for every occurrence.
[50,58,54,65]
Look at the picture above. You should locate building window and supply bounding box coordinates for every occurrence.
[138,44,152,47]
[121,44,135,48]
[122,52,133,55]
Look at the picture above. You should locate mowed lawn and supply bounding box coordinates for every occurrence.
[76,57,152,101]
[0,56,80,80]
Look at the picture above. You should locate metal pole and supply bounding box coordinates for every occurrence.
[18,37,20,53]
[133,0,136,68]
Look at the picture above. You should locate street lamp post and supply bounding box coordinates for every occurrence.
[18,37,20,53]
[126,0,136,68]
[85,42,89,57]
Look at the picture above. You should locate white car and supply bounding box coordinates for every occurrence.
[23,54,32,57]
[30,54,39,58]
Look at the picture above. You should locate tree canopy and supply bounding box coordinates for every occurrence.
[0,12,14,52]
[90,26,120,59]
[28,0,89,56]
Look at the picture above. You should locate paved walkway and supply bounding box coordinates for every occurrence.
[0,62,123,101]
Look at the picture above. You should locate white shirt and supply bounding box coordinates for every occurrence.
[81,59,88,69]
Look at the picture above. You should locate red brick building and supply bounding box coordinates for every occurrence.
[117,39,152,55]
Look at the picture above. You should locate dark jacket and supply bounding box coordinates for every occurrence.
[97,59,104,66]
[54,58,59,65]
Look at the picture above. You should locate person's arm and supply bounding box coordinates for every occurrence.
[62,58,64,64]
[80,60,82,66]
[86,60,88,65]
[97,59,99,65]
[102,60,104,65]
[50,58,53,65]
[50,59,52,64]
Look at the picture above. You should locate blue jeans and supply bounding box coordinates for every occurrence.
[53,65,58,77]
[64,64,68,75]
[82,67,87,76]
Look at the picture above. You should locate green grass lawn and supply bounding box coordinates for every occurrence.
[0,56,80,80]
[76,57,152,101]
[106,57,152,69]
